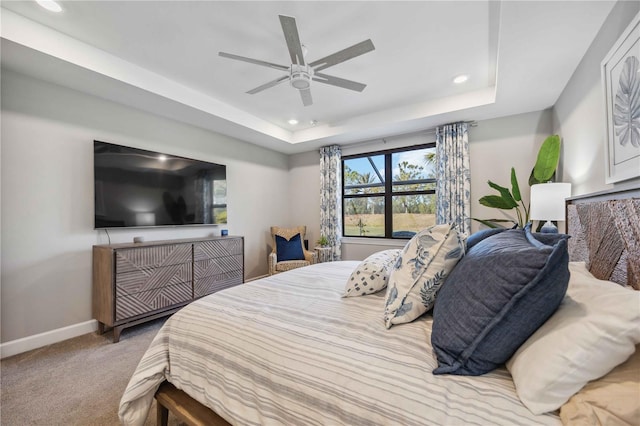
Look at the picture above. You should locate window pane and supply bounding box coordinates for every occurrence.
[393,182,436,193]
[344,196,384,237]
[392,194,436,237]
[392,147,436,192]
[344,155,385,195]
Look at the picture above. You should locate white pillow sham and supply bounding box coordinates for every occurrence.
[507,262,640,415]
[383,223,464,328]
[343,249,401,297]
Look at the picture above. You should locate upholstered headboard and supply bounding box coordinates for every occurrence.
[566,188,640,289]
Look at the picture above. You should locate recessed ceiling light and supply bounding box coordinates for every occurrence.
[288,119,299,125]
[453,75,469,84]
[36,0,63,13]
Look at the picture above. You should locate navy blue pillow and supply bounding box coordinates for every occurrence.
[276,233,305,262]
[431,225,569,376]
[465,228,506,251]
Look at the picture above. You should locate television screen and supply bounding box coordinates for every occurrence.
[94,141,227,228]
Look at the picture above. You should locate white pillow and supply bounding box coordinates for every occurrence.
[343,249,401,297]
[507,262,640,415]
[383,223,464,328]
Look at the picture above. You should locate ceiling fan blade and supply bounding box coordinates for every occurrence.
[219,52,289,71]
[313,73,367,92]
[309,39,375,72]
[279,15,306,66]
[246,75,290,94]
[300,88,313,106]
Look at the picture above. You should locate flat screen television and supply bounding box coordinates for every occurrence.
[94,141,227,229]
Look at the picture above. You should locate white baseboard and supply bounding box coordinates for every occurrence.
[0,319,98,359]
[245,274,269,283]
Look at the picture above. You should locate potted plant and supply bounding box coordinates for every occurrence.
[316,235,330,247]
[474,135,561,229]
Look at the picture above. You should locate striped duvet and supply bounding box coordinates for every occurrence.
[119,261,560,425]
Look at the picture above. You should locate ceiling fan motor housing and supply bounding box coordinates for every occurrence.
[290,64,313,90]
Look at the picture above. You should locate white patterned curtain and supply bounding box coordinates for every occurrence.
[436,122,471,235]
[320,145,342,260]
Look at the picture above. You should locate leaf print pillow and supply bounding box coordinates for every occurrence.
[383,223,465,328]
[343,249,401,297]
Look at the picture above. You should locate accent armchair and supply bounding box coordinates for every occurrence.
[269,226,317,275]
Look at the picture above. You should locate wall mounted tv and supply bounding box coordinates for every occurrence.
[94,141,227,229]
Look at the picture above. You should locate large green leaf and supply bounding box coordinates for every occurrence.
[529,169,557,186]
[511,167,522,202]
[487,180,518,208]
[479,195,518,210]
[532,135,561,183]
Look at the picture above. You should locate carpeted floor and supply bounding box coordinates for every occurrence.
[1,318,183,425]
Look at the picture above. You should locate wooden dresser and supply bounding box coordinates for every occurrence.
[93,236,244,342]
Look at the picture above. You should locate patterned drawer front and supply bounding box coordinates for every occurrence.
[194,270,243,298]
[194,255,243,279]
[116,244,191,273]
[116,281,192,321]
[116,262,192,297]
[194,238,243,262]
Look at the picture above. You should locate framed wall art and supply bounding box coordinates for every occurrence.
[601,12,640,184]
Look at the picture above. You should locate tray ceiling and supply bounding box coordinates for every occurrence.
[0,1,616,153]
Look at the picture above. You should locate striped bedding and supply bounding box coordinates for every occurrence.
[119,261,560,426]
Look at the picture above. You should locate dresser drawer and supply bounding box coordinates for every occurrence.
[193,238,243,262]
[115,244,192,273]
[194,270,243,298]
[115,262,192,297]
[194,255,243,279]
[115,281,192,321]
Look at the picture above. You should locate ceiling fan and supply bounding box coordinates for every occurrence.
[219,15,375,107]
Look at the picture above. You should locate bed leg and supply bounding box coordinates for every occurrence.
[157,401,169,426]
[155,381,231,425]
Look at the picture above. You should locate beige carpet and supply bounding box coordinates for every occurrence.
[1,318,183,425]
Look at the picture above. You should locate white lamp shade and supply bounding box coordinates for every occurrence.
[530,183,572,221]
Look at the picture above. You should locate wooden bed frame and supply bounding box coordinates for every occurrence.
[154,187,639,425]
[155,382,230,426]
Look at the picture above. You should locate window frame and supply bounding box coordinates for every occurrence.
[342,143,437,239]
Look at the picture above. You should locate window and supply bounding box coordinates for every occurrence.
[342,143,436,238]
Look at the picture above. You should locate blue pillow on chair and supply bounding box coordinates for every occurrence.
[276,233,305,261]
[431,225,570,376]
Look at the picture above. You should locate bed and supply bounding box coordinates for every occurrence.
[119,188,639,426]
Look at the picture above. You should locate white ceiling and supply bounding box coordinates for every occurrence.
[0,1,616,154]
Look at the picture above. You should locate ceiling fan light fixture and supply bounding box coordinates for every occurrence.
[290,65,312,90]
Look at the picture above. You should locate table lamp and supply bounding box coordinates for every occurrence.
[529,182,572,233]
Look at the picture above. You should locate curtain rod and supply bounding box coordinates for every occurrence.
[344,120,477,149]
[422,120,477,135]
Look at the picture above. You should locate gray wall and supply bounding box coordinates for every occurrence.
[554,0,640,194]
[470,110,554,233]
[287,150,321,247]
[1,70,291,342]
